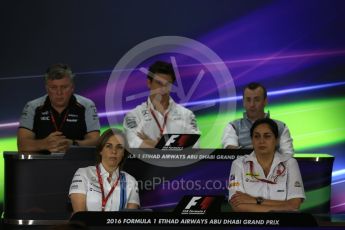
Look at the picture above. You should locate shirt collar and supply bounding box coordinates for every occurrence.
[147,96,175,114]
[243,111,270,122]
[99,163,120,180]
[245,151,291,168]
[43,94,76,112]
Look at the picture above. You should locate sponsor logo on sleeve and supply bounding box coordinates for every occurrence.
[70,185,79,190]
[125,116,138,129]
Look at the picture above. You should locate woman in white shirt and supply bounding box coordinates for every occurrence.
[69,128,140,212]
[228,118,305,212]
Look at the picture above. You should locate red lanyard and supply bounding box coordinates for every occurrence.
[50,109,69,131]
[248,161,286,184]
[149,108,169,135]
[96,164,120,211]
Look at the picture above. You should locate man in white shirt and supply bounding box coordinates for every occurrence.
[123,61,200,148]
[222,82,293,154]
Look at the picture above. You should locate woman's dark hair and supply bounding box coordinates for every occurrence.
[95,128,129,169]
[250,118,279,138]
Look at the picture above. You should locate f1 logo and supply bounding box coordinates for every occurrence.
[164,134,180,146]
[184,196,202,209]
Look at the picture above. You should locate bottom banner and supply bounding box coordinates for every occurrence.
[71,211,318,227]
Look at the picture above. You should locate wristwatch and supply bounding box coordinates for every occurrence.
[256,197,264,205]
[72,140,79,146]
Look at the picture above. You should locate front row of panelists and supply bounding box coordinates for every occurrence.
[69,128,140,212]
[228,118,305,212]
[68,119,304,213]
[123,61,200,148]
[17,63,101,153]
[222,82,294,154]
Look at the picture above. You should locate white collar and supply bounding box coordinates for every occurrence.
[99,163,120,180]
[147,96,175,114]
[245,151,291,169]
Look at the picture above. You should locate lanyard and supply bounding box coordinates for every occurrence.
[50,109,69,131]
[96,164,120,212]
[149,108,169,135]
[248,161,286,184]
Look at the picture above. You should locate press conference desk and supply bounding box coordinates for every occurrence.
[2,149,335,229]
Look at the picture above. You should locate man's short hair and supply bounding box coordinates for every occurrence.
[147,61,176,83]
[243,82,267,99]
[45,63,74,82]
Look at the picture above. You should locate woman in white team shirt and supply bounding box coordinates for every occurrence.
[69,128,140,212]
[228,118,305,212]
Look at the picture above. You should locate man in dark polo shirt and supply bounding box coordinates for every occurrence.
[17,64,100,153]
